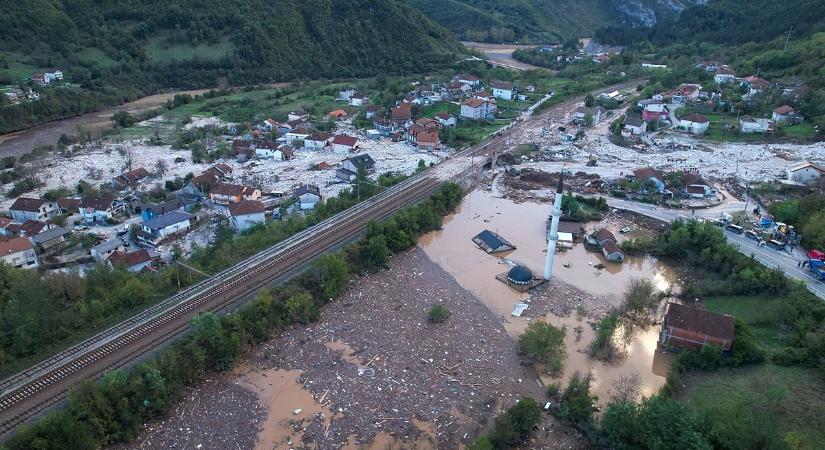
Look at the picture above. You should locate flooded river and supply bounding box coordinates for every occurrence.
[419,189,676,406]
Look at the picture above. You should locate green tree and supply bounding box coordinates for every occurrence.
[556,372,597,427]
[622,278,660,322]
[303,254,349,303]
[584,94,595,107]
[286,291,318,324]
[519,321,566,376]
[487,397,542,449]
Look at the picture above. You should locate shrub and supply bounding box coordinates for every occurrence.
[486,397,542,449]
[556,372,597,428]
[546,383,561,397]
[589,313,620,360]
[519,321,567,376]
[286,291,318,324]
[427,304,450,323]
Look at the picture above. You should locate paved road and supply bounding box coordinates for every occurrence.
[606,197,825,300]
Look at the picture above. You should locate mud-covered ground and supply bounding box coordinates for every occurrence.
[115,247,591,450]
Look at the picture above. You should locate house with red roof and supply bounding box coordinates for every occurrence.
[0,237,38,269]
[332,135,359,154]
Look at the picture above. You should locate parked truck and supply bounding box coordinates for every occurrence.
[808,259,825,281]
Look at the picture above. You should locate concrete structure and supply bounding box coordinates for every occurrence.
[0,237,38,269]
[623,116,647,135]
[31,227,70,250]
[714,67,736,84]
[332,135,358,154]
[91,238,126,262]
[304,132,330,150]
[572,106,604,126]
[460,98,496,120]
[772,105,796,123]
[544,172,564,280]
[739,116,771,133]
[491,80,515,100]
[80,194,123,223]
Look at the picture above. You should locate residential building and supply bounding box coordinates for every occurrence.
[288,110,309,121]
[739,116,771,133]
[714,67,736,84]
[0,237,38,269]
[295,185,322,210]
[228,201,266,232]
[57,198,80,215]
[44,69,63,83]
[772,105,797,123]
[183,172,221,197]
[142,198,190,221]
[742,76,770,95]
[436,111,456,127]
[415,130,440,151]
[304,132,331,150]
[332,135,358,154]
[210,183,262,205]
[456,73,480,87]
[660,303,735,351]
[141,211,194,240]
[20,220,48,237]
[680,114,710,135]
[339,88,356,101]
[254,141,280,159]
[460,98,497,121]
[91,238,126,262]
[80,194,123,223]
[365,105,381,119]
[31,226,70,250]
[491,80,515,100]
[111,167,151,189]
[373,118,395,136]
[632,167,666,193]
[9,197,58,222]
[206,163,233,179]
[623,116,647,135]
[109,249,160,272]
[571,106,604,126]
[602,241,624,262]
[472,230,515,253]
[642,103,667,122]
[390,103,413,126]
[349,92,368,107]
[786,161,825,184]
[258,118,277,132]
[593,228,617,247]
[0,218,14,237]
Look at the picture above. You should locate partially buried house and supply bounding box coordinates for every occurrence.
[660,303,735,352]
[472,230,516,254]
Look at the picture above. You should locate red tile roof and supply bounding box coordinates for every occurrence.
[228,200,265,217]
[332,135,358,147]
[10,197,45,212]
[0,237,32,256]
[665,303,735,344]
[109,249,157,267]
[773,105,794,115]
[682,114,709,124]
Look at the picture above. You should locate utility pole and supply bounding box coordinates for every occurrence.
[783,28,793,53]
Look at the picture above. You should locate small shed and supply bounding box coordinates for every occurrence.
[472,230,516,253]
[661,303,735,352]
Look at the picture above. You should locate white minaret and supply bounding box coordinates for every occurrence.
[543,171,564,280]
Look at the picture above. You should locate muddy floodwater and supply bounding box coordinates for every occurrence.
[419,189,676,405]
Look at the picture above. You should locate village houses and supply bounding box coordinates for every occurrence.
[460,98,497,121]
[209,183,262,205]
[295,185,322,210]
[332,135,359,154]
[490,80,515,101]
[228,200,266,232]
[9,197,58,222]
[0,237,38,269]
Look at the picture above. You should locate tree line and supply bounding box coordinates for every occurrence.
[4,182,463,449]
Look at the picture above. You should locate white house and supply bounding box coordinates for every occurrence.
[44,69,63,83]
[254,141,281,159]
[258,118,277,132]
[349,93,368,107]
[491,80,515,101]
[680,114,710,135]
[304,132,330,151]
[295,185,322,210]
[787,161,825,184]
[623,116,647,135]
[287,110,309,121]
[772,105,796,122]
[80,194,124,223]
[228,200,266,232]
[332,135,358,154]
[739,116,771,133]
[456,73,480,87]
[9,197,58,222]
[141,211,193,240]
[0,237,38,269]
[460,98,497,120]
[339,88,356,101]
[436,111,457,127]
[714,67,736,84]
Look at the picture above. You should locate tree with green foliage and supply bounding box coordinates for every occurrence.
[584,94,595,107]
[622,278,660,323]
[556,372,597,428]
[519,321,566,376]
[600,395,711,450]
[302,254,349,304]
[286,291,318,324]
[484,397,542,449]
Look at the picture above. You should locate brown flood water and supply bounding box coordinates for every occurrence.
[419,190,676,404]
[236,366,334,450]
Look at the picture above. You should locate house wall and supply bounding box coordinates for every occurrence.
[304,139,326,151]
[333,144,352,154]
[10,210,39,222]
[0,249,38,269]
[232,212,266,232]
[492,88,513,101]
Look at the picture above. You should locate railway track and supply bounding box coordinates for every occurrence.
[0,174,442,437]
[0,77,645,438]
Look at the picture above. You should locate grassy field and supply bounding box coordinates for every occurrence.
[146,36,234,63]
[681,364,825,450]
[678,108,817,142]
[75,47,119,69]
[420,101,458,118]
[704,295,787,350]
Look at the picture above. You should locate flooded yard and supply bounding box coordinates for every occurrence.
[419,189,676,406]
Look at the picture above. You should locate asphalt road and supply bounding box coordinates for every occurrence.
[606,197,825,300]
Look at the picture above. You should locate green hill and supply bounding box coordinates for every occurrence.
[0,0,462,134]
[404,0,704,43]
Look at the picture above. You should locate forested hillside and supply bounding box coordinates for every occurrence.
[405,0,704,43]
[0,0,462,134]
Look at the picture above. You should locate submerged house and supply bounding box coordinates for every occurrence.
[660,303,735,352]
[472,230,516,253]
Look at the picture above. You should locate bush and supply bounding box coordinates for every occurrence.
[556,372,597,428]
[286,291,318,324]
[589,313,620,360]
[486,397,542,449]
[519,321,567,376]
[427,304,450,323]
